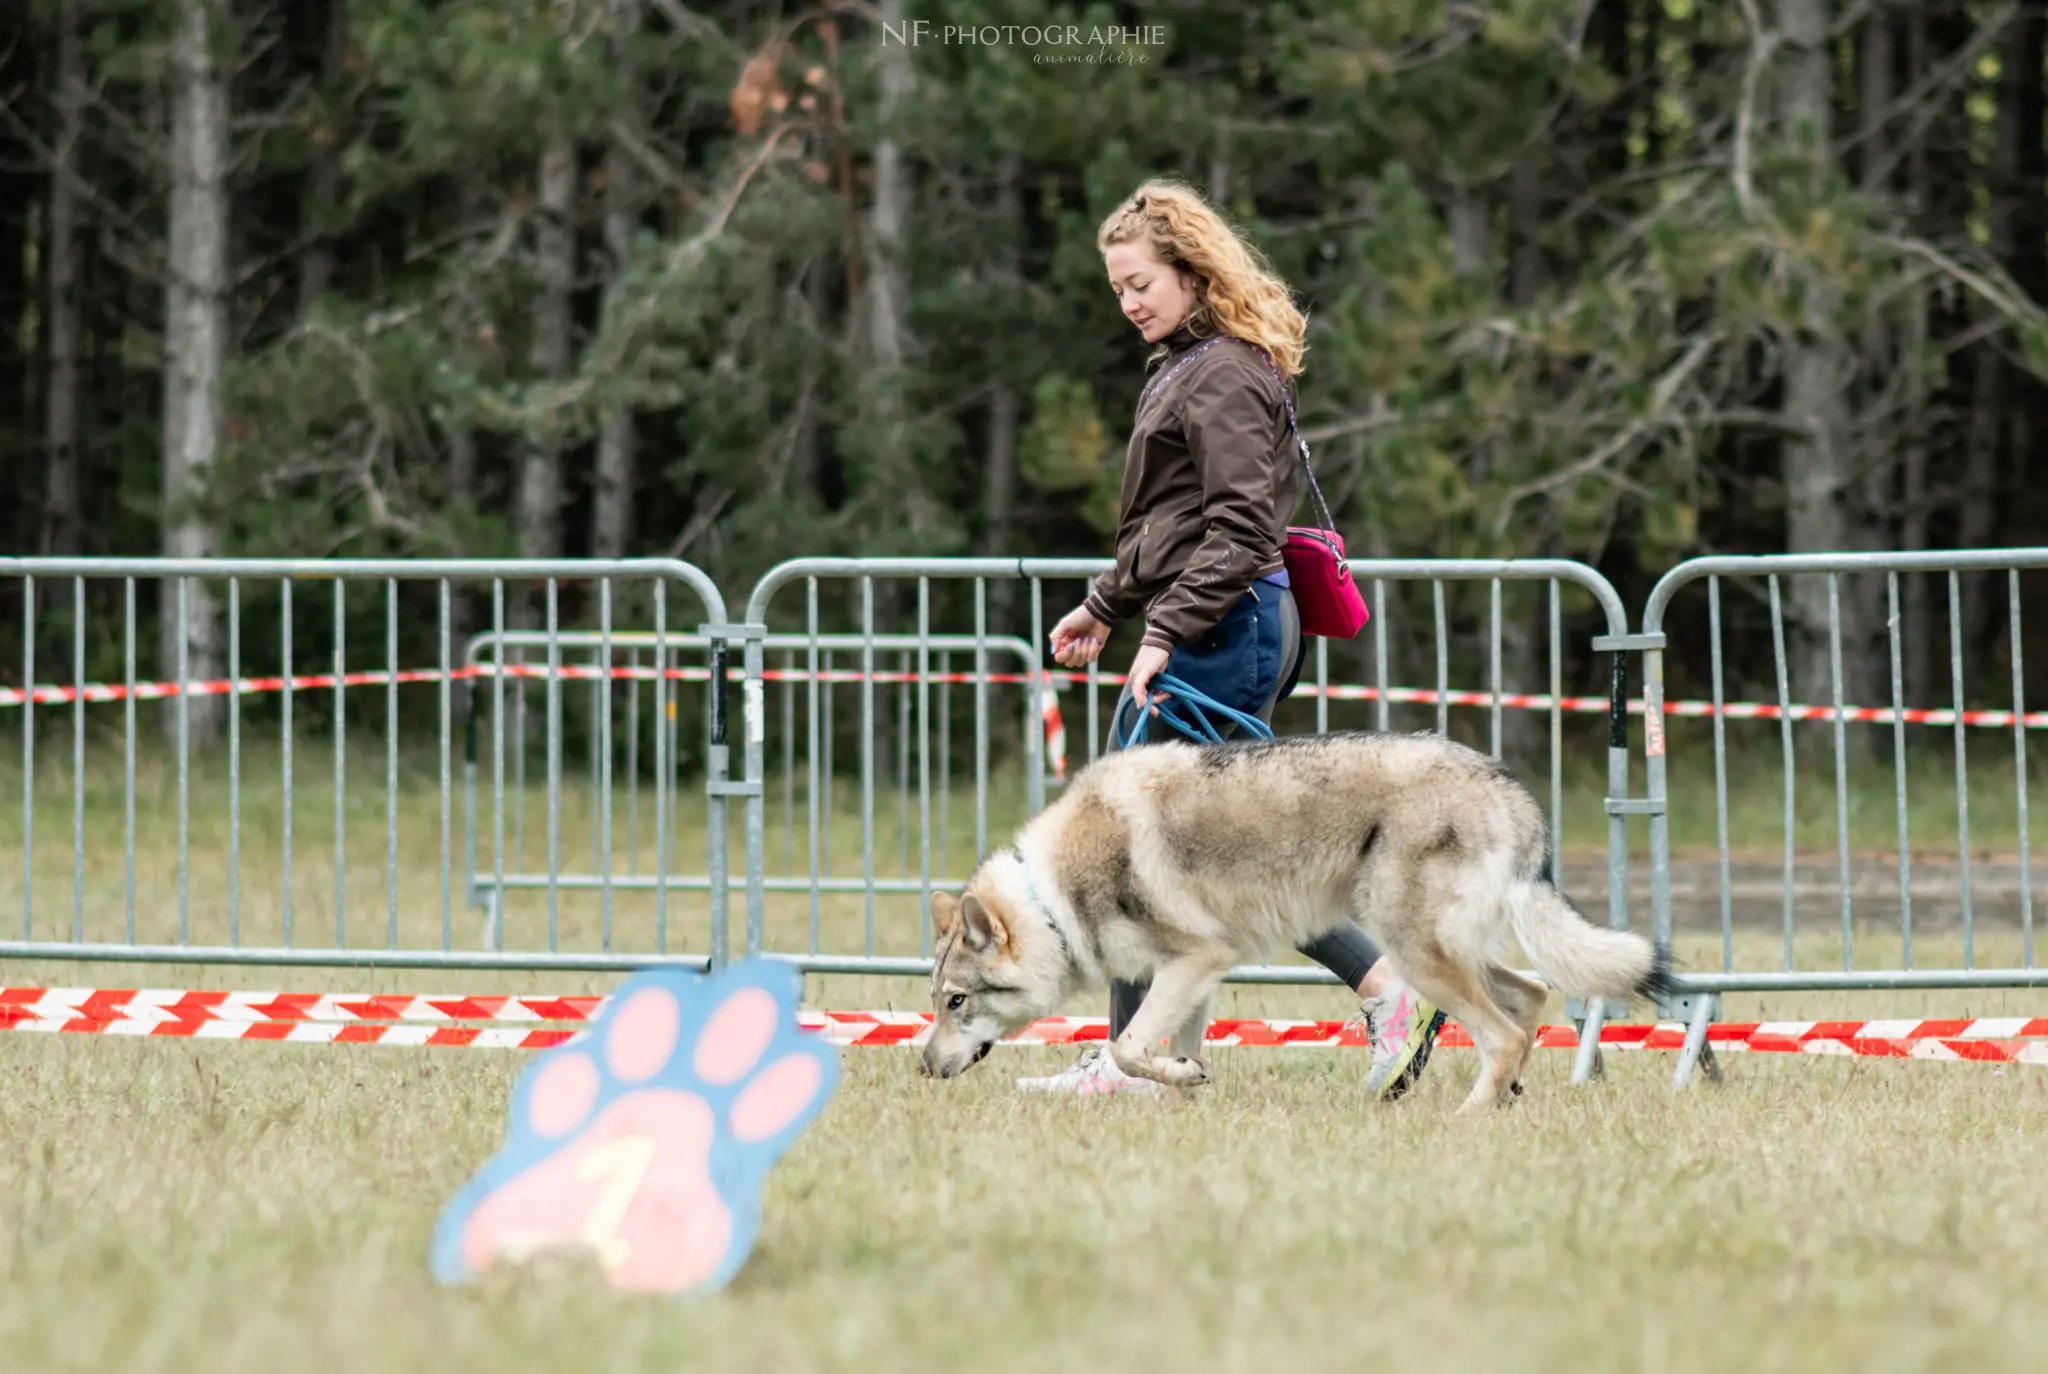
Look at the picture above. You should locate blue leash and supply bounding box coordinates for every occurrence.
[1117,672,1276,749]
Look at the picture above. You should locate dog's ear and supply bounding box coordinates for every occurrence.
[959,892,1011,955]
[932,891,961,939]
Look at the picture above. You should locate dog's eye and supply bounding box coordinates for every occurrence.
[946,993,967,1012]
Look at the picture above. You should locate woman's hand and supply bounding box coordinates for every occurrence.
[1050,606,1111,667]
[1125,644,1172,713]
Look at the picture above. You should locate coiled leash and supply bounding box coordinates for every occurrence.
[1117,672,1277,749]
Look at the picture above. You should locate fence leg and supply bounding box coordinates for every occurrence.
[463,677,480,913]
[1570,997,1607,1084]
[1670,992,1722,1090]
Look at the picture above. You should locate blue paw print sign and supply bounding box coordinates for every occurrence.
[432,959,838,1296]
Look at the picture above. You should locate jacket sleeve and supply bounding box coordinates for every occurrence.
[1084,563,1143,626]
[1138,359,1284,652]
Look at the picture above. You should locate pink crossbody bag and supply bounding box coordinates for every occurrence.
[1243,345,1371,640]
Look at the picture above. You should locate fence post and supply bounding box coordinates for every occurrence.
[702,617,767,974]
[707,629,729,972]
[1636,625,1726,1088]
[738,607,772,968]
[1576,628,1668,1085]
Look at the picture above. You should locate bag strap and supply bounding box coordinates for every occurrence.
[1139,335,1230,410]
[1236,342,1338,536]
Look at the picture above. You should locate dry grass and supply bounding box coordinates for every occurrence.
[0,1028,2044,1374]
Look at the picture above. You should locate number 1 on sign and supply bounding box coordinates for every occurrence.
[576,1134,658,1273]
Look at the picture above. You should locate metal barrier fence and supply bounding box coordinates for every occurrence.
[1632,550,2048,1086]
[0,558,732,971]
[13,548,2042,1091]
[461,628,1049,949]
[737,556,1637,985]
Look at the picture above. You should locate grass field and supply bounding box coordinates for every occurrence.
[1,1025,2044,1373]
[1,723,2045,1371]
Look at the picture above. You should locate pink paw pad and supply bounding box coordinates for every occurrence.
[433,964,839,1297]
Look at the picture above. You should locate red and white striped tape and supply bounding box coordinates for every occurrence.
[1,1014,2041,1065]
[4,988,2042,1041]
[0,987,603,1024]
[5,661,2044,732]
[0,1017,582,1050]
[0,992,2041,1064]
[779,1013,2048,1065]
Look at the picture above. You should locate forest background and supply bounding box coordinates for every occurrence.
[6,0,2048,754]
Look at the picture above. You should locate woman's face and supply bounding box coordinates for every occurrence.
[1104,240,1197,345]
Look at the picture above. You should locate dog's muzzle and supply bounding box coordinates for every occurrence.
[920,1040,993,1080]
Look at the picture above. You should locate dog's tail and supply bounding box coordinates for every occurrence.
[1505,879,1671,1004]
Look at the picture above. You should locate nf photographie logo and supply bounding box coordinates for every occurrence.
[880,21,1168,65]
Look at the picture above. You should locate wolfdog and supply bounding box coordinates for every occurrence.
[919,730,1669,1110]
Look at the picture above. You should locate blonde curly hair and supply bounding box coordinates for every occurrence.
[1096,178,1309,378]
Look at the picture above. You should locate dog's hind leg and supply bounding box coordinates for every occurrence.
[1484,962,1549,1094]
[1375,937,1530,1113]
[1109,953,1235,1089]
[1485,963,1549,1031]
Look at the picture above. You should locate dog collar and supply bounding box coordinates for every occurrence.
[1011,849,1077,968]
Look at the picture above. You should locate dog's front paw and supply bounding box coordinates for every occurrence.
[1108,1040,1205,1088]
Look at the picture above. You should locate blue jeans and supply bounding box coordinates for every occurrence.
[1104,579,1382,1047]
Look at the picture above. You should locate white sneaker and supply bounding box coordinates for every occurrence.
[1352,980,1446,1102]
[1013,1044,1165,1097]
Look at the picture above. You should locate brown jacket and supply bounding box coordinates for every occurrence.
[1083,325,1302,651]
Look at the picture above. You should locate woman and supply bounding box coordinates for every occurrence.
[1017,179,1445,1102]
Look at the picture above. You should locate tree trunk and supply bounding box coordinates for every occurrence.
[790,259,825,503]
[42,0,85,557]
[591,0,639,561]
[0,0,31,556]
[854,0,915,644]
[1777,0,1867,704]
[979,154,1023,628]
[864,0,912,496]
[1509,151,1544,306]
[1856,7,1893,417]
[1850,5,1897,693]
[1446,175,1537,755]
[1966,4,2048,651]
[517,138,576,592]
[2003,7,2048,311]
[985,389,1019,552]
[1501,154,1546,759]
[1586,0,1635,183]
[444,423,478,723]
[161,0,230,745]
[297,0,347,314]
[1960,306,2007,567]
[984,150,1021,560]
[1899,6,1935,706]
[1447,178,1491,280]
[1959,2,2044,648]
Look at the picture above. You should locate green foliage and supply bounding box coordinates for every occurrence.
[1017,373,1111,493]
[12,0,2048,651]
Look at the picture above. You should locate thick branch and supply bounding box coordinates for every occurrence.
[1490,335,1717,534]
